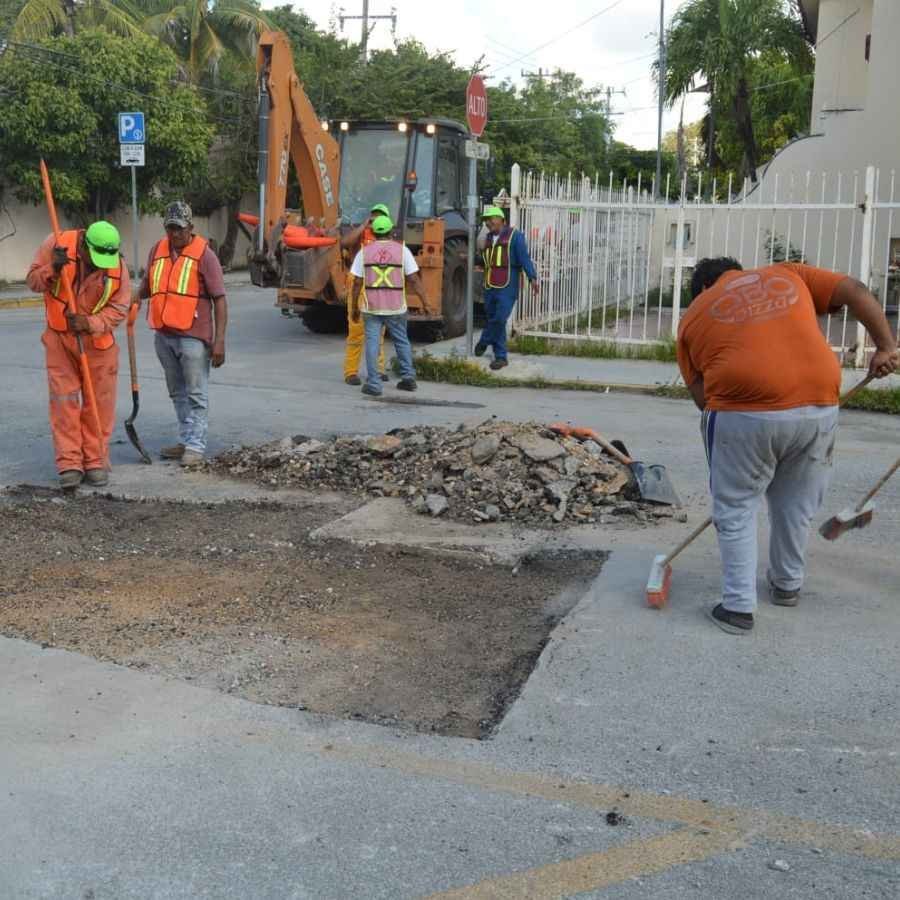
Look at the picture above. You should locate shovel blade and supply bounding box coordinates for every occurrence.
[629,461,681,507]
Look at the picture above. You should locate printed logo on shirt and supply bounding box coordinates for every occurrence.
[709,272,797,324]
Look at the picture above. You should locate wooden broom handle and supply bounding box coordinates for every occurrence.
[857,456,900,510]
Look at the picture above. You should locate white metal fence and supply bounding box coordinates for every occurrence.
[510,163,900,368]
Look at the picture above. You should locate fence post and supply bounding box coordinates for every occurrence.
[855,165,877,369]
[510,163,521,230]
[670,195,686,338]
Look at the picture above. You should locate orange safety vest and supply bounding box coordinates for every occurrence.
[147,235,208,332]
[44,229,120,351]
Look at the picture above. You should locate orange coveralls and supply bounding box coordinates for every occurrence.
[27,233,131,473]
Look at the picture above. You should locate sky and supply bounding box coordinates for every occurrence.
[282,0,708,151]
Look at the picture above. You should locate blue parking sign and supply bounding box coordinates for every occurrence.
[118,112,145,144]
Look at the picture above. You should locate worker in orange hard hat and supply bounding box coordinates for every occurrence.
[26,221,131,490]
[341,203,388,385]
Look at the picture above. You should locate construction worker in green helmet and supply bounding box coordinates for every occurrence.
[341,203,391,385]
[475,206,538,370]
[349,214,427,396]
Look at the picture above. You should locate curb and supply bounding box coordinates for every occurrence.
[0,297,42,310]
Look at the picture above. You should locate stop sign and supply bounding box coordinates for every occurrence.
[466,75,488,137]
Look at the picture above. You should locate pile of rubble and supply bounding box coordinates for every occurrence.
[213,420,668,526]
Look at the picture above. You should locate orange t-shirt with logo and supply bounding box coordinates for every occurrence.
[677,264,846,411]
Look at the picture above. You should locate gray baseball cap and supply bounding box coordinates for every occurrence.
[163,201,193,228]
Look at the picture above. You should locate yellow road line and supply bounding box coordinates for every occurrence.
[425,827,744,899]
[322,744,900,861]
[0,297,42,309]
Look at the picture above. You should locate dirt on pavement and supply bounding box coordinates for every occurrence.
[0,488,603,738]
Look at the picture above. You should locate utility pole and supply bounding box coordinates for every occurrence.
[604,86,626,149]
[521,68,549,80]
[339,2,398,63]
[655,0,667,198]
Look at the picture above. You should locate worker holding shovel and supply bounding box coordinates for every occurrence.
[678,258,898,635]
[27,221,131,490]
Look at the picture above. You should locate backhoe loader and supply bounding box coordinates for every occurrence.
[248,30,476,338]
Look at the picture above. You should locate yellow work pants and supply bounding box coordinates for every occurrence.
[344,304,385,378]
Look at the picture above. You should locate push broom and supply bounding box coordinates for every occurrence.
[645,373,875,608]
[819,455,900,541]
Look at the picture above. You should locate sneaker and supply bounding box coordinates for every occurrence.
[708,603,754,635]
[83,468,109,487]
[380,372,390,382]
[361,384,382,397]
[474,342,487,357]
[345,374,361,386]
[489,359,509,371]
[396,379,418,392]
[180,449,205,468]
[768,575,800,607]
[160,443,185,460]
[58,469,83,490]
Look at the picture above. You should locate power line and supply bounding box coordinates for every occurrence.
[487,0,630,75]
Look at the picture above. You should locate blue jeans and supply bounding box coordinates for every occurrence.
[154,332,211,453]
[478,289,517,360]
[364,313,414,393]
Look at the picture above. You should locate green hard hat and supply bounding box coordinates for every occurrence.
[84,221,121,269]
[371,214,394,235]
[370,203,390,217]
[482,205,505,220]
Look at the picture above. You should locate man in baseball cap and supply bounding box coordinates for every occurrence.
[139,200,228,468]
[26,219,130,489]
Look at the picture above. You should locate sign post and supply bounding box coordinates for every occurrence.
[464,76,488,357]
[118,112,145,278]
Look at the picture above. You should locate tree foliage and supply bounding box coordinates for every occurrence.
[0,28,213,219]
[664,0,812,182]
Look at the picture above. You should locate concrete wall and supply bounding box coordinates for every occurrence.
[0,197,254,284]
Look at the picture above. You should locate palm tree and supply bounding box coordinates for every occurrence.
[11,0,143,39]
[137,0,268,81]
[663,0,810,183]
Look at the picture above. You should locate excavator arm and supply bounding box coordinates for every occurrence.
[255,30,345,301]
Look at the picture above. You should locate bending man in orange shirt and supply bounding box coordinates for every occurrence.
[27,222,131,490]
[677,258,898,635]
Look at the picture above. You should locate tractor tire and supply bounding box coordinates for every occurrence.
[440,237,468,339]
[301,303,347,335]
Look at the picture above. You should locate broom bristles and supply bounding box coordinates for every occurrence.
[646,556,672,608]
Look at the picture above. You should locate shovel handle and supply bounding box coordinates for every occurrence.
[127,303,140,390]
[588,430,633,466]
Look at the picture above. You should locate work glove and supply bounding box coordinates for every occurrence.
[52,246,69,272]
[65,312,92,334]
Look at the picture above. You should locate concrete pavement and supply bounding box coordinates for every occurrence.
[1,284,899,898]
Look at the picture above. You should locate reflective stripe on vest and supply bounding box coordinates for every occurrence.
[44,229,121,350]
[482,226,515,289]
[362,240,406,313]
[147,235,208,332]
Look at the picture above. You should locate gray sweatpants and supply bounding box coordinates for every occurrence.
[702,407,839,613]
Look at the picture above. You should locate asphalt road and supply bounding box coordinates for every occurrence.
[1,286,899,899]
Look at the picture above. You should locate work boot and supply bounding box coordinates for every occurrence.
[396,379,418,392]
[768,575,800,607]
[83,468,109,487]
[361,384,382,397]
[708,603,754,635]
[160,443,185,460]
[58,470,83,491]
[180,449,204,468]
[345,374,361,386]
[489,359,509,371]
[474,342,487,357]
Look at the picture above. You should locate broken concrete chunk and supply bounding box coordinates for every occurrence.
[546,480,576,503]
[425,494,449,517]
[512,435,567,462]
[471,434,501,465]
[367,435,403,457]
